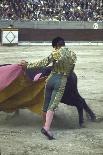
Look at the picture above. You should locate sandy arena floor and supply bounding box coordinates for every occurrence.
[0,45,103,155]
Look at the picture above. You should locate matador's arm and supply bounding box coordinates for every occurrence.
[27,54,54,69]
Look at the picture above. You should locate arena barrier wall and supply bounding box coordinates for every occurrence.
[0,21,103,43]
[0,29,103,43]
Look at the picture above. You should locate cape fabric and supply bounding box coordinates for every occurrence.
[0,64,46,114]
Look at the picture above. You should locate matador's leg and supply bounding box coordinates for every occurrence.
[44,75,67,131]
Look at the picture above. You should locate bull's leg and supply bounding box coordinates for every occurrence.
[82,99,96,121]
[76,104,84,127]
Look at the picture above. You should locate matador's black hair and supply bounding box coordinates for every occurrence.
[52,36,65,48]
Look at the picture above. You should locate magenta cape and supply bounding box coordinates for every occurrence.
[0,64,46,114]
[0,64,23,91]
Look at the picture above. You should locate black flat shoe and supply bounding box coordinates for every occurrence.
[41,128,55,140]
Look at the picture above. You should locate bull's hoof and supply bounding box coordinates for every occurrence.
[86,113,97,122]
[91,115,96,122]
[79,123,86,128]
[95,117,103,122]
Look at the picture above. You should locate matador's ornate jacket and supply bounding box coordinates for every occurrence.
[27,47,77,111]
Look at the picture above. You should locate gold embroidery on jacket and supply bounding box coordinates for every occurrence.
[27,47,77,75]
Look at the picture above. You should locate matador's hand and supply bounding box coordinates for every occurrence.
[19,60,28,70]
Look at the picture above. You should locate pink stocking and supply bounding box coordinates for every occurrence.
[44,110,54,131]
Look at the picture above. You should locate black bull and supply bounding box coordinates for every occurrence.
[26,66,96,127]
